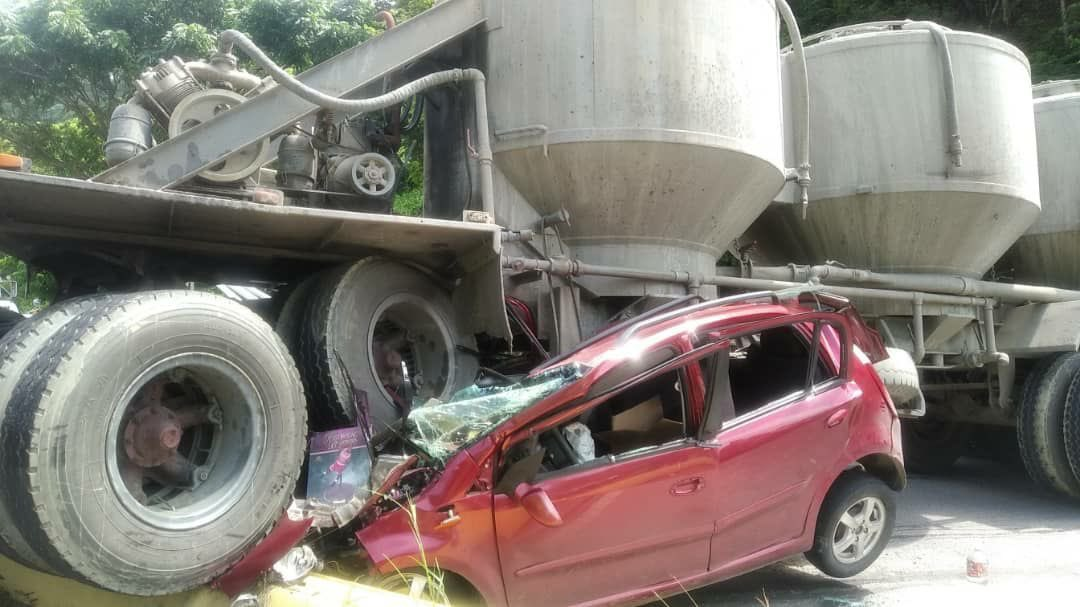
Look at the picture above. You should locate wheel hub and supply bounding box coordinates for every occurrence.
[124,404,183,467]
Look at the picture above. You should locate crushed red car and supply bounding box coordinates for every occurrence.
[351,290,905,606]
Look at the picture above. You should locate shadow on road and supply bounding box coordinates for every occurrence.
[655,559,873,606]
[648,453,1080,607]
[891,456,1080,548]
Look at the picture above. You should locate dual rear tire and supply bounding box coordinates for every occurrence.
[0,291,307,595]
[277,259,477,432]
[1017,353,1080,500]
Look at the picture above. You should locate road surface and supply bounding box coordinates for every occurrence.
[654,457,1080,606]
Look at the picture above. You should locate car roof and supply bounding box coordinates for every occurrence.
[537,291,841,374]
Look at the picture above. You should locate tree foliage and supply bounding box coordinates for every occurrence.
[0,0,431,177]
[792,0,1080,81]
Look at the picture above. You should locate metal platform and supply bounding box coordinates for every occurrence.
[0,171,500,268]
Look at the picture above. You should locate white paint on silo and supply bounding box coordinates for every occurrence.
[749,26,1040,278]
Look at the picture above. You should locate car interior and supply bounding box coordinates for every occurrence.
[500,323,836,481]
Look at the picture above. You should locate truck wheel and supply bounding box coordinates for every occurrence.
[275,272,321,355]
[1017,353,1080,498]
[300,259,478,431]
[901,418,971,474]
[0,291,307,595]
[0,308,25,340]
[806,471,896,578]
[0,295,112,571]
[1061,368,1080,492]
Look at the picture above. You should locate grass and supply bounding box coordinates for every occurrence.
[382,495,451,605]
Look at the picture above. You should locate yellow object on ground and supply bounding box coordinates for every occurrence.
[0,555,444,607]
[0,154,23,171]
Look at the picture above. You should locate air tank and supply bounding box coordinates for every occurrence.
[486,0,788,292]
[745,25,1040,278]
[999,81,1080,288]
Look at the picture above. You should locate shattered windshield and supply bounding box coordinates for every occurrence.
[404,363,589,463]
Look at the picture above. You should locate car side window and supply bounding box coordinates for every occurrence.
[698,321,844,430]
[499,364,692,481]
[727,325,813,418]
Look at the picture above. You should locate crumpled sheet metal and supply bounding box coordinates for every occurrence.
[404,363,588,463]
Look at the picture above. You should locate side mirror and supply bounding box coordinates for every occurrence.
[513,483,563,527]
[494,446,545,495]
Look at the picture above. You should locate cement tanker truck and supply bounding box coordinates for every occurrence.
[0,0,1077,599]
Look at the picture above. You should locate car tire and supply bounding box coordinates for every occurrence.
[0,295,112,571]
[1017,353,1080,498]
[900,418,972,474]
[806,471,896,578]
[299,258,477,432]
[0,290,307,595]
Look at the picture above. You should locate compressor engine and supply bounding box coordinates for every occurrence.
[104,48,409,211]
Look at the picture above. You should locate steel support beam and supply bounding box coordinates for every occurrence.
[91,0,485,189]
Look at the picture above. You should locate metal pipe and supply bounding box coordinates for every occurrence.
[217,29,496,216]
[470,77,496,216]
[184,60,263,93]
[775,0,811,209]
[902,21,963,167]
[704,274,991,308]
[738,264,1080,303]
[912,297,925,363]
[504,256,994,308]
[983,303,998,355]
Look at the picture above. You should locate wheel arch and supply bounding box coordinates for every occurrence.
[856,453,907,491]
[802,450,904,544]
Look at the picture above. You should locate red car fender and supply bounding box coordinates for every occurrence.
[800,362,904,544]
[213,513,314,597]
[800,443,905,551]
[355,489,506,607]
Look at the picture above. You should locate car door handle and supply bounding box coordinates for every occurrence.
[671,477,705,496]
[826,408,849,428]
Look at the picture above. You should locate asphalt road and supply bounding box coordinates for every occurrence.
[652,457,1080,606]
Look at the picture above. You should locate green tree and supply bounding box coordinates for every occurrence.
[0,253,57,312]
[0,0,431,177]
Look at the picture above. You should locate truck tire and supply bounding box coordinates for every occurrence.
[1061,368,1080,492]
[275,272,322,355]
[1017,353,1080,498]
[901,418,972,474]
[300,258,477,432]
[0,295,112,571]
[0,308,25,340]
[0,290,307,595]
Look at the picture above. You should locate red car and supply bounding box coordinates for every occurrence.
[353,290,905,606]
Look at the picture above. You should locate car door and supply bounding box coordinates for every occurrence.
[699,319,860,568]
[492,361,715,606]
